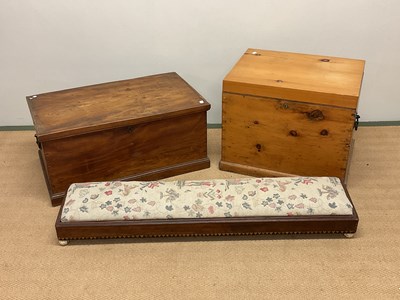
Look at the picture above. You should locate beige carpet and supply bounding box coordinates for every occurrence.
[1,128,399,299]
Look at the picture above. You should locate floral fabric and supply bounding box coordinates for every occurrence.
[60,177,354,222]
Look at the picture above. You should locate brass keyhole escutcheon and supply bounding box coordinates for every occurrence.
[256,144,262,152]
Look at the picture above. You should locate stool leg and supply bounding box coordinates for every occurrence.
[58,240,69,246]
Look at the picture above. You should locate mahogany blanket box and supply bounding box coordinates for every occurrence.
[27,72,211,206]
[220,49,365,182]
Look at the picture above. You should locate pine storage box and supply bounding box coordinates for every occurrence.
[27,72,210,206]
[220,49,365,181]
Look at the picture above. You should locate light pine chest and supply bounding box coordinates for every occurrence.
[220,49,365,182]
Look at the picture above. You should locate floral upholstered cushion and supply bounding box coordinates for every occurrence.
[60,177,354,222]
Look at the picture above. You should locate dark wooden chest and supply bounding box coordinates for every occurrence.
[27,72,210,206]
[220,49,365,182]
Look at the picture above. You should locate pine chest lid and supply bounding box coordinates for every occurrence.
[223,48,365,109]
[27,72,210,141]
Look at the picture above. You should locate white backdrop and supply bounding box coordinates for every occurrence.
[1,0,399,125]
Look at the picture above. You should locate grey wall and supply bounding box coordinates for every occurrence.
[1,0,399,125]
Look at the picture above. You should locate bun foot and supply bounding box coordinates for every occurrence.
[344,233,354,238]
[58,240,69,246]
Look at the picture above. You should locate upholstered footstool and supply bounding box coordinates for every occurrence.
[55,177,359,245]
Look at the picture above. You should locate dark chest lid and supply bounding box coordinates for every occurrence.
[224,48,365,109]
[27,72,210,141]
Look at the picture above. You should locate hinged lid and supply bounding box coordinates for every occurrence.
[223,48,365,109]
[27,72,210,141]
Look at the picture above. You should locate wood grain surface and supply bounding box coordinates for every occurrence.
[221,49,365,181]
[27,73,211,205]
[27,72,209,141]
[223,48,365,108]
[221,93,355,180]
[42,112,209,205]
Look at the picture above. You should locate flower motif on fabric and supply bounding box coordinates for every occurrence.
[242,203,252,210]
[140,181,164,190]
[123,184,137,196]
[248,191,256,197]
[293,177,317,186]
[61,177,354,222]
[191,203,204,213]
[318,185,339,200]
[79,205,89,213]
[79,190,89,198]
[328,202,337,209]
[235,186,246,195]
[225,195,235,202]
[65,199,75,206]
[161,189,179,202]
[302,178,314,185]
[277,181,291,192]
